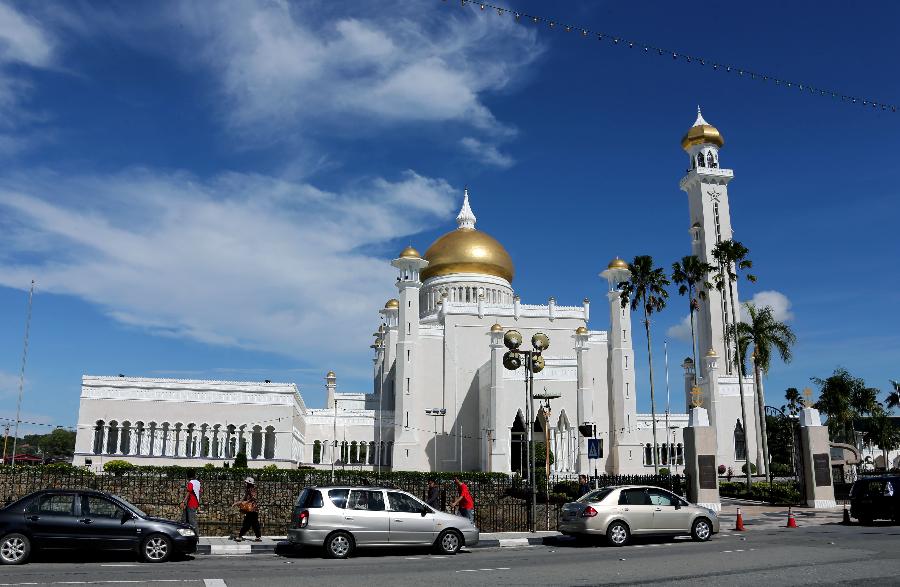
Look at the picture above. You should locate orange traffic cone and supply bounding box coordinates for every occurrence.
[734,507,745,531]
[786,506,798,528]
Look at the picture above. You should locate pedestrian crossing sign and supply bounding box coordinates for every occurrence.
[588,438,602,459]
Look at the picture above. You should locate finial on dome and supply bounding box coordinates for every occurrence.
[693,105,708,127]
[456,187,477,230]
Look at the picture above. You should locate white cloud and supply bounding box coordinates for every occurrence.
[163,1,541,142]
[459,137,514,169]
[741,290,794,322]
[667,314,694,343]
[0,169,457,369]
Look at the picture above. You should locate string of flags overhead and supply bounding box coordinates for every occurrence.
[443,0,897,114]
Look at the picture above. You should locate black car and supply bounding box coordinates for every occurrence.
[0,489,197,564]
[849,475,900,525]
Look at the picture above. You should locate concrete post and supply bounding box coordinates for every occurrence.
[683,407,721,511]
[799,408,837,508]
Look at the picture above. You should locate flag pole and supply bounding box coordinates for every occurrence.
[11,280,35,467]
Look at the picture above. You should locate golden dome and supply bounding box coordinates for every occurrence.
[681,106,724,150]
[607,257,629,270]
[575,326,589,335]
[384,298,399,309]
[490,323,504,333]
[326,370,336,378]
[705,348,718,357]
[420,189,514,283]
[399,245,421,259]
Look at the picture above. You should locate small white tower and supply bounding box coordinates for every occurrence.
[390,245,429,469]
[325,370,337,409]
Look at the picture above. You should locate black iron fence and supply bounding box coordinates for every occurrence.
[0,467,684,535]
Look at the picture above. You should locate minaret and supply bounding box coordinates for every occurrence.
[325,371,337,409]
[679,106,739,378]
[390,245,428,469]
[600,257,638,473]
[574,326,592,473]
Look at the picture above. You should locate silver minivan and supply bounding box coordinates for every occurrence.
[558,485,719,546]
[287,486,479,558]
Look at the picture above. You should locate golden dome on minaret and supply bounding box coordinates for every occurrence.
[681,106,724,150]
[420,189,515,283]
[384,298,400,309]
[607,257,629,270]
[490,323,504,333]
[575,326,589,335]
[399,245,422,259]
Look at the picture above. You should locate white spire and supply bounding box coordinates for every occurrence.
[456,187,476,230]
[693,105,708,127]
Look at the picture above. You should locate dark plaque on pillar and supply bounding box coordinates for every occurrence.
[698,455,717,489]
[813,453,831,487]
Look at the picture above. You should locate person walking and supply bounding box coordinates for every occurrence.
[426,479,441,510]
[450,477,474,523]
[183,473,201,535]
[234,476,261,542]
[577,474,591,498]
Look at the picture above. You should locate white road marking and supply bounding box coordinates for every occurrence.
[100,564,140,567]
[404,557,422,560]
[0,581,194,586]
[204,581,228,587]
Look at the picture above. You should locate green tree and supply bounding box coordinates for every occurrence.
[233,451,248,468]
[784,387,804,416]
[866,408,900,470]
[813,368,878,446]
[40,429,77,459]
[734,304,797,483]
[711,239,756,490]
[619,255,670,474]
[671,255,713,385]
[885,380,900,411]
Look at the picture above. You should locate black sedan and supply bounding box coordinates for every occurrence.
[0,489,197,564]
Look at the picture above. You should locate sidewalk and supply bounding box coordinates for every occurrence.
[196,532,558,555]
[717,499,845,530]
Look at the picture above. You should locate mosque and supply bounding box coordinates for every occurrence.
[73,109,760,476]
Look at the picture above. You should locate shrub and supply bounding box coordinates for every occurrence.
[741,462,758,475]
[233,451,248,469]
[769,462,792,476]
[719,480,801,504]
[717,464,727,474]
[203,463,216,470]
[659,468,670,476]
[103,460,136,476]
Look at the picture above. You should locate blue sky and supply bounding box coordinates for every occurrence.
[0,1,897,434]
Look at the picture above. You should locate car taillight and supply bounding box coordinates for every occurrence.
[582,506,598,518]
[293,510,309,528]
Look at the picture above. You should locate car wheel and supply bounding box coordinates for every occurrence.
[0,533,30,565]
[141,534,172,563]
[436,529,462,555]
[691,518,712,542]
[324,531,354,559]
[606,521,630,547]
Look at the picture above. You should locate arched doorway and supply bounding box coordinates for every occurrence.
[510,411,527,474]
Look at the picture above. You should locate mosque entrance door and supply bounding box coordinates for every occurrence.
[510,413,527,474]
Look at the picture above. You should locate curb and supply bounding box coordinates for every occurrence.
[195,536,556,555]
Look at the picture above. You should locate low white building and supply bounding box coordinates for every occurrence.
[73,376,307,470]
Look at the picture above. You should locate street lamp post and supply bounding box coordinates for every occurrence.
[425,408,447,472]
[534,388,561,530]
[502,329,550,533]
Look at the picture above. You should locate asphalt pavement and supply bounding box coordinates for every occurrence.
[3,521,899,586]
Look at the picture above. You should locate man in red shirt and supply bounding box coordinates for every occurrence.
[183,473,201,535]
[451,477,475,523]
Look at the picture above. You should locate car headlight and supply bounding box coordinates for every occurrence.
[177,528,196,537]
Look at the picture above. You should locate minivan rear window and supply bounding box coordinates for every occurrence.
[296,488,324,509]
[328,489,350,509]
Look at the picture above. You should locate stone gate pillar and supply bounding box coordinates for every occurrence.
[683,407,721,511]
[799,407,837,508]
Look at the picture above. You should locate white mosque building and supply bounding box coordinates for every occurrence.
[73,109,760,476]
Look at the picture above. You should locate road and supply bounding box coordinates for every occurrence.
[3,522,900,586]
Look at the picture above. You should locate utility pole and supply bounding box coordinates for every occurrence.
[11,280,35,467]
[2,423,9,464]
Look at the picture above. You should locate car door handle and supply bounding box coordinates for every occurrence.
[27,515,40,521]
[393,519,404,523]
[79,518,93,524]
[655,508,662,511]
[344,517,354,521]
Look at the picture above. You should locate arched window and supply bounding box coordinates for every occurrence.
[251,426,263,459]
[368,442,375,465]
[379,441,385,465]
[200,424,210,458]
[93,420,105,455]
[340,441,349,463]
[148,422,157,456]
[644,443,653,466]
[313,440,322,464]
[173,423,182,457]
[105,420,118,455]
[358,441,367,464]
[350,441,358,464]
[676,443,684,465]
[734,420,746,461]
[185,423,196,457]
[120,421,131,455]
[226,425,236,459]
[386,442,394,466]
[707,151,715,168]
[211,424,221,459]
[160,422,170,457]
[697,153,705,168]
[238,425,247,456]
[264,426,276,459]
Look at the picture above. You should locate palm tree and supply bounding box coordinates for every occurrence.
[886,380,900,411]
[619,255,670,474]
[711,239,756,490]
[784,387,804,417]
[671,255,713,386]
[735,304,797,483]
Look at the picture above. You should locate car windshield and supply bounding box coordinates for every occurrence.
[577,487,614,503]
[111,495,147,517]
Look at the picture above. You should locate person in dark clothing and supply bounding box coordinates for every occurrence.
[426,479,441,509]
[578,474,591,498]
[234,476,261,542]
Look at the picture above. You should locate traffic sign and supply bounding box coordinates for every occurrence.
[588,438,602,459]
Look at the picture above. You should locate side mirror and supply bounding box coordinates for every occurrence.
[674,502,682,510]
[421,507,428,517]
[121,511,134,524]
